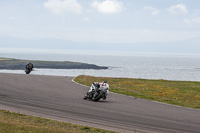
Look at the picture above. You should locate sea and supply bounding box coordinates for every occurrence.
[1,48,200,82]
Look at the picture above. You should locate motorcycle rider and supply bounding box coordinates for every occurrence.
[83,81,109,100]
[26,62,34,71]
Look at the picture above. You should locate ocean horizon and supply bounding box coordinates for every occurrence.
[1,48,200,82]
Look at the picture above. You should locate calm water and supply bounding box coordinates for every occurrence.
[1,48,200,81]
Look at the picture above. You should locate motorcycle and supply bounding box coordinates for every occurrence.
[25,65,32,74]
[84,82,109,101]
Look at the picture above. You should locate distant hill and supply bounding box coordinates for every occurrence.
[0,57,108,70]
[0,36,200,54]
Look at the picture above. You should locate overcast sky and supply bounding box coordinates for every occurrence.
[0,0,200,44]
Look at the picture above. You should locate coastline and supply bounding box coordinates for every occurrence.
[0,57,108,70]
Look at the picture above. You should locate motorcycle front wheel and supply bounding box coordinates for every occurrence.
[25,69,31,74]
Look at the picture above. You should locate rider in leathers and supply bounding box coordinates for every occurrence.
[84,81,109,100]
[26,62,34,71]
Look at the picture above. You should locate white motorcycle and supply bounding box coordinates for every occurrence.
[84,82,109,101]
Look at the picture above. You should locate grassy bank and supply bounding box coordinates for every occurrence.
[0,58,12,60]
[0,110,116,133]
[74,75,200,109]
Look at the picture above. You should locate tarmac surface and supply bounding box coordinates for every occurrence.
[0,73,200,133]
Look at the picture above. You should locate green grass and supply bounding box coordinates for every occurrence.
[0,110,116,133]
[74,75,200,109]
[0,57,12,60]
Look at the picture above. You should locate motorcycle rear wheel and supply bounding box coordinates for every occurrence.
[92,91,103,101]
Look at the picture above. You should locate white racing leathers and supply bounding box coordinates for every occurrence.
[88,82,109,94]
[84,82,109,100]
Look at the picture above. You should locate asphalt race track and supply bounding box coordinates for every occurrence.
[0,73,200,133]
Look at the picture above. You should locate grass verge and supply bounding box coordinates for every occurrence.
[0,110,116,133]
[0,58,12,61]
[74,75,200,109]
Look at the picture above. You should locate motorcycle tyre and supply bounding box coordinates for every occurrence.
[25,70,31,74]
[92,91,103,101]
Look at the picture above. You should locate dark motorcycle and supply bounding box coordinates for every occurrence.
[84,85,109,101]
[25,65,32,74]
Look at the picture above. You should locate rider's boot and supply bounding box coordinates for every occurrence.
[83,93,88,99]
[102,96,106,100]
[83,92,90,100]
[83,95,87,99]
